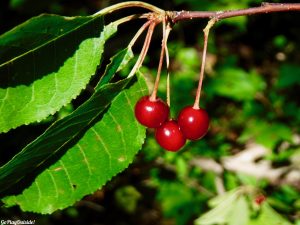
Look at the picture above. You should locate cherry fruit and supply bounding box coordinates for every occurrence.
[178,106,209,140]
[135,95,169,128]
[155,120,186,151]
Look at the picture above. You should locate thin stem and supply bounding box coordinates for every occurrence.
[128,20,152,49]
[166,71,170,106]
[135,22,157,70]
[112,14,146,27]
[172,3,300,23]
[93,1,164,16]
[128,22,157,78]
[193,18,216,109]
[150,18,170,101]
[164,23,172,107]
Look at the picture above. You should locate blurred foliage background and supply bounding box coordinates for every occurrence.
[1,0,300,224]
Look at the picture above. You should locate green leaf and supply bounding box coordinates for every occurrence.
[195,189,240,225]
[207,68,266,101]
[195,189,249,225]
[207,188,239,207]
[98,48,134,88]
[2,74,148,213]
[0,78,128,196]
[0,47,137,197]
[0,14,116,133]
[157,181,202,225]
[228,196,249,225]
[238,119,292,149]
[248,203,293,225]
[196,188,293,225]
[114,185,141,214]
[276,64,300,88]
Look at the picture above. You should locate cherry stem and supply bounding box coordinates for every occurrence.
[93,1,164,16]
[128,20,152,49]
[150,21,166,101]
[165,23,172,107]
[128,21,157,78]
[112,14,144,27]
[150,18,171,102]
[193,18,216,109]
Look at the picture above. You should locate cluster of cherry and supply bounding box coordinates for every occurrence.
[132,16,213,152]
[135,96,209,151]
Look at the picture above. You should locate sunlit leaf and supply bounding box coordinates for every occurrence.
[2,74,148,213]
[228,196,249,225]
[248,203,293,225]
[0,48,135,198]
[195,189,240,225]
[0,14,115,133]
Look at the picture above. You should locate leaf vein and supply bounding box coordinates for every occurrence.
[90,127,112,170]
[107,111,127,160]
[59,161,75,194]
[34,180,42,208]
[76,144,93,192]
[47,169,59,198]
[0,88,9,112]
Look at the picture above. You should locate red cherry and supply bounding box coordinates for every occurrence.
[255,195,266,205]
[178,106,209,140]
[155,120,186,151]
[135,96,169,128]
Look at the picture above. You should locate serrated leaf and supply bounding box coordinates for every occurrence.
[0,14,116,133]
[98,48,134,88]
[0,46,138,198]
[2,74,148,213]
[0,78,129,196]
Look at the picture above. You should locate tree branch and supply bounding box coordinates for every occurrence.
[171,3,300,23]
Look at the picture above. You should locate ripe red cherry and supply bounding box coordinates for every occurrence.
[155,120,186,151]
[135,96,169,128]
[178,106,209,140]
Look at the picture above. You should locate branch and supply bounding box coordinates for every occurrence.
[171,3,300,23]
